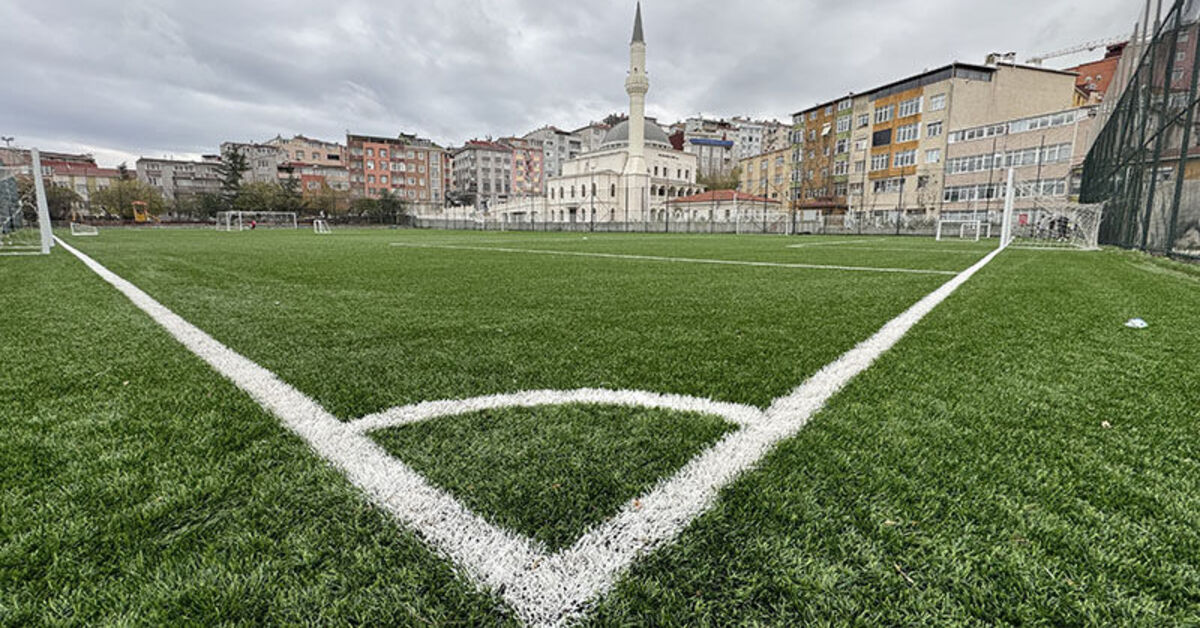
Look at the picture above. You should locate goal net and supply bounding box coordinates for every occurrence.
[313,219,331,234]
[936,218,992,241]
[215,211,298,231]
[70,222,99,236]
[0,148,53,255]
[1002,179,1101,250]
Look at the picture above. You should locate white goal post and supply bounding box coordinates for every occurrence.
[215,211,298,231]
[936,219,992,242]
[0,147,53,256]
[313,219,331,235]
[1000,168,1102,250]
[70,222,99,236]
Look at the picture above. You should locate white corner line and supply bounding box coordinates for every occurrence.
[389,242,958,276]
[56,235,1003,627]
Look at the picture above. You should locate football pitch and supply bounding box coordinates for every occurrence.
[4,228,1200,625]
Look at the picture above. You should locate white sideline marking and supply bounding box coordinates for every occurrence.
[390,242,957,276]
[56,235,1001,626]
[785,239,875,248]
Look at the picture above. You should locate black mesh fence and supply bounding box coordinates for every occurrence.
[1081,0,1200,259]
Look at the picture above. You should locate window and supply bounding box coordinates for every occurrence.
[312,151,320,160]
[870,153,890,171]
[893,150,917,168]
[809,130,817,141]
[929,94,947,111]
[872,128,893,147]
[857,113,870,128]
[825,105,833,115]
[834,160,849,175]
[809,111,817,121]
[836,117,851,133]
[366,148,374,157]
[898,97,922,118]
[835,138,849,154]
[875,104,894,124]
[838,99,853,111]
[366,160,374,170]
[295,150,304,159]
[380,149,388,158]
[367,175,375,183]
[854,139,868,152]
[853,160,866,174]
[873,178,903,193]
[925,149,942,164]
[896,123,920,143]
[927,121,943,138]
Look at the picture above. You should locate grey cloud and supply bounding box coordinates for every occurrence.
[0,0,1140,166]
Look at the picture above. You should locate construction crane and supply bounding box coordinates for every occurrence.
[1026,36,1128,65]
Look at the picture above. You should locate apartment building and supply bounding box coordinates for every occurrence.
[346,133,450,208]
[219,141,285,183]
[738,146,792,202]
[266,135,347,168]
[730,117,790,161]
[452,140,514,211]
[792,60,1079,216]
[136,156,223,201]
[504,137,545,199]
[572,122,613,154]
[941,106,1096,219]
[43,161,124,210]
[523,127,584,181]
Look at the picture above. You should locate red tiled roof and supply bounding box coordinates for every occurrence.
[43,160,122,178]
[668,189,779,205]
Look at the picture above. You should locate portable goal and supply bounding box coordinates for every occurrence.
[936,218,992,242]
[0,148,53,255]
[215,211,298,231]
[70,222,99,236]
[313,219,331,235]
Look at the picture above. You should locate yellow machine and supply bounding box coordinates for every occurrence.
[131,201,158,224]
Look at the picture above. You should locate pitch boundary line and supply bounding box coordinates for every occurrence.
[389,242,958,276]
[56,235,1002,626]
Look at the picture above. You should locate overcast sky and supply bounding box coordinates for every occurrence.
[1,0,1143,167]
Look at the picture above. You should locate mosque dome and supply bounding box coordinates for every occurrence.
[601,119,672,149]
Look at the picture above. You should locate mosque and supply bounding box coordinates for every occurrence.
[497,4,702,225]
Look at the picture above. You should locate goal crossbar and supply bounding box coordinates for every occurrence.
[215,211,298,231]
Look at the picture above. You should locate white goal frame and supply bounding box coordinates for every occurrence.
[999,168,1102,250]
[936,219,992,242]
[215,211,298,232]
[313,219,331,234]
[70,222,99,236]
[0,147,53,255]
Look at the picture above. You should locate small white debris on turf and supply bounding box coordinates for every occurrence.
[1125,318,1149,329]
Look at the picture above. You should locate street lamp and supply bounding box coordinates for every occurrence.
[589,163,596,232]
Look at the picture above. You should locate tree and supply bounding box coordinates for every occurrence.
[602,112,628,126]
[16,178,82,220]
[215,145,249,208]
[350,197,378,220]
[116,162,133,181]
[277,176,303,214]
[92,179,166,219]
[308,184,350,217]
[698,166,742,191]
[233,181,283,213]
[374,189,408,224]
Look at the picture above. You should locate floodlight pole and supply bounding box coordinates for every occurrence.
[30,148,53,254]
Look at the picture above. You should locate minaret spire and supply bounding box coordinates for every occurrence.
[632,2,644,43]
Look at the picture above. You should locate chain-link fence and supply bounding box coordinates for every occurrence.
[1081,0,1200,259]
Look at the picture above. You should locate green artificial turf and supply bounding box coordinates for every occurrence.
[68,229,958,418]
[0,250,511,625]
[8,229,1198,625]
[371,403,736,551]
